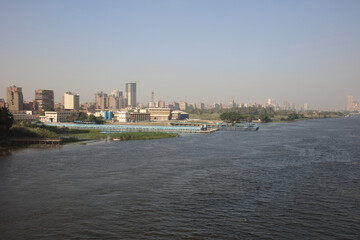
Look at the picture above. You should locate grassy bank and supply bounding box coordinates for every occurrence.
[63,130,179,141]
[189,113,221,121]
[109,132,179,141]
[1,123,179,146]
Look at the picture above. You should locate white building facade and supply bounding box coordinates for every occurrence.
[64,92,80,110]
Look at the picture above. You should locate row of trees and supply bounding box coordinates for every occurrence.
[188,106,276,116]
[65,112,105,124]
[219,111,273,122]
[191,106,347,122]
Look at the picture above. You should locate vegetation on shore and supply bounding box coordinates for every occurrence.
[0,107,14,147]
[65,112,105,124]
[108,132,179,141]
[188,106,345,123]
[1,122,179,147]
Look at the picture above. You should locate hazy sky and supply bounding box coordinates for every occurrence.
[1,0,359,110]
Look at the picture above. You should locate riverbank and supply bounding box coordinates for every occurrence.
[0,124,180,148]
[189,111,345,123]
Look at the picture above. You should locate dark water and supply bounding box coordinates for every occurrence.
[1,117,360,239]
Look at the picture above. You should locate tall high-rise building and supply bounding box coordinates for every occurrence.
[156,100,166,108]
[179,102,188,111]
[111,90,122,98]
[347,95,354,111]
[197,102,205,110]
[64,92,79,110]
[35,89,54,111]
[108,95,118,109]
[6,85,23,112]
[125,82,136,107]
[230,100,237,108]
[267,98,276,106]
[111,90,125,109]
[95,91,108,110]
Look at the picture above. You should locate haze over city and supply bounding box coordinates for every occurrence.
[1,0,359,110]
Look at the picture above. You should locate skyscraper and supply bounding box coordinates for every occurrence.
[347,95,354,111]
[110,90,124,109]
[108,95,118,109]
[35,89,54,111]
[125,82,136,107]
[64,92,79,110]
[95,91,108,110]
[6,85,23,112]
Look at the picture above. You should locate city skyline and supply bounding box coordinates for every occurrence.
[1,0,359,110]
[1,83,359,111]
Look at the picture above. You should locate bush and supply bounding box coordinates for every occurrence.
[9,126,57,138]
[220,112,244,122]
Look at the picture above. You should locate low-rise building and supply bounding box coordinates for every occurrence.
[116,111,131,122]
[41,111,75,123]
[148,108,172,121]
[171,111,189,120]
[130,112,150,122]
[13,112,38,122]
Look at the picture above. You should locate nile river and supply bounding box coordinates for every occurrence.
[1,117,360,239]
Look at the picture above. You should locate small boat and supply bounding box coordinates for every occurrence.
[216,122,259,131]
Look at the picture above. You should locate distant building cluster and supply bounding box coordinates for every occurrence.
[1,83,354,124]
[263,98,309,112]
[2,83,189,123]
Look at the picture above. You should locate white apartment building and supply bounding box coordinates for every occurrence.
[64,92,80,110]
[116,111,131,122]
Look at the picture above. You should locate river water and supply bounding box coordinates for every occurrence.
[1,117,359,239]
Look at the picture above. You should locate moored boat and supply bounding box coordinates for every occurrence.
[216,122,259,131]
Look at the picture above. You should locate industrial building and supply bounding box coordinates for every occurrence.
[148,108,172,121]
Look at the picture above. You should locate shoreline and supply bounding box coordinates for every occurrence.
[0,126,180,156]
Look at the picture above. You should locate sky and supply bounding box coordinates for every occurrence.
[0,0,359,110]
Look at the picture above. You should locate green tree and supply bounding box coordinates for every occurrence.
[0,107,14,129]
[66,113,78,122]
[220,112,244,122]
[259,113,272,122]
[78,112,87,122]
[245,114,255,122]
[43,106,55,111]
[87,114,97,123]
[0,107,14,140]
[287,112,299,121]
